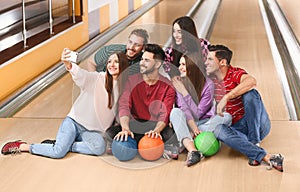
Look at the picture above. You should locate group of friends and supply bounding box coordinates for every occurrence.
[1,16,284,172]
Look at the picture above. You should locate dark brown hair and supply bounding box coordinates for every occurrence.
[172,16,200,67]
[144,43,165,62]
[182,52,206,104]
[105,52,129,109]
[208,44,233,65]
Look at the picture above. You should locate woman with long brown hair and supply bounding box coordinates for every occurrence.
[1,49,129,159]
[170,52,231,167]
[164,16,210,77]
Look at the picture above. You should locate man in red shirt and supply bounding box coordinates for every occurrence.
[106,43,177,159]
[206,44,284,172]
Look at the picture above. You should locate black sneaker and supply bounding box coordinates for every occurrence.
[186,151,203,167]
[163,144,179,160]
[41,139,56,144]
[267,154,284,172]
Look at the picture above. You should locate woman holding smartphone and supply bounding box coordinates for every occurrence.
[1,48,129,158]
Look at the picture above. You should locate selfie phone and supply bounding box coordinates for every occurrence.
[69,51,78,63]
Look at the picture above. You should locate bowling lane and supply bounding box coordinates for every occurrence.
[208,0,289,120]
[277,0,300,41]
[13,0,198,118]
[14,0,293,121]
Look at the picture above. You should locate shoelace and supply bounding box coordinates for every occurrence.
[266,154,283,171]
[186,152,193,161]
[266,160,273,170]
[187,151,204,162]
[163,152,171,160]
[163,149,176,160]
[8,147,21,155]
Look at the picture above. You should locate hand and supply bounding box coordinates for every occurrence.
[114,130,134,141]
[61,48,72,69]
[145,130,162,140]
[172,76,188,96]
[193,128,201,137]
[216,96,228,116]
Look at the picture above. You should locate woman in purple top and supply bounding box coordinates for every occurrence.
[170,52,232,167]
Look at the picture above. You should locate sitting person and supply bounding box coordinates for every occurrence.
[1,49,129,158]
[163,16,210,77]
[86,28,149,75]
[106,43,178,160]
[170,52,232,167]
[205,44,284,172]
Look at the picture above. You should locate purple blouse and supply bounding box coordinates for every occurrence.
[176,78,215,121]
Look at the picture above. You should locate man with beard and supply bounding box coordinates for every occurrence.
[87,28,149,75]
[106,44,178,160]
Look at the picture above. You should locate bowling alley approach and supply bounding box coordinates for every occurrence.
[0,0,300,192]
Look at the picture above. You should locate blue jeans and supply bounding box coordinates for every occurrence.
[170,108,232,148]
[30,117,106,158]
[242,89,270,144]
[213,89,270,162]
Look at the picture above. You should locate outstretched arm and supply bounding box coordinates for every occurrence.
[61,48,73,70]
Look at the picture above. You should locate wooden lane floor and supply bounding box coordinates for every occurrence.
[0,118,299,192]
[1,0,299,191]
[209,0,289,121]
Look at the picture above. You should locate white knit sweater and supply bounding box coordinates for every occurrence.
[67,63,118,132]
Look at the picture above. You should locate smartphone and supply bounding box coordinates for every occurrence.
[68,51,78,63]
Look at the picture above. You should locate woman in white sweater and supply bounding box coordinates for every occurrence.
[1,48,129,158]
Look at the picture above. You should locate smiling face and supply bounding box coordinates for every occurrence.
[139,51,157,75]
[126,34,145,60]
[106,53,120,78]
[173,23,182,45]
[205,51,221,76]
[178,56,187,77]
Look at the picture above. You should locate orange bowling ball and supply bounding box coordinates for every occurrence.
[138,135,164,161]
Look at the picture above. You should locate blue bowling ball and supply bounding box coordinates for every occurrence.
[112,136,138,161]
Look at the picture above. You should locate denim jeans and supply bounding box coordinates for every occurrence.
[170,89,270,162]
[170,108,232,148]
[30,117,106,158]
[242,89,271,144]
[213,89,270,162]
